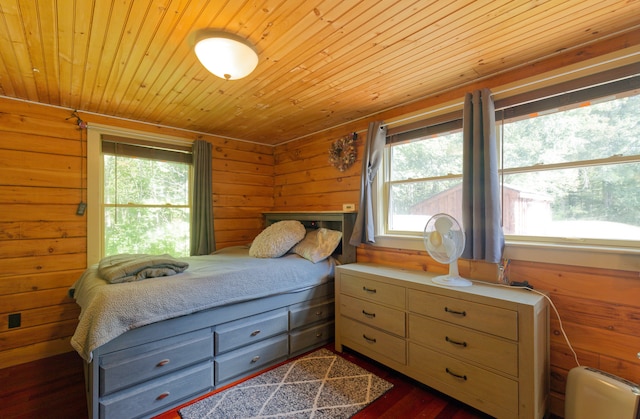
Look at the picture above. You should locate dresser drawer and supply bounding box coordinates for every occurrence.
[408,291,518,340]
[289,299,334,330]
[215,308,288,355]
[290,321,334,354]
[99,362,213,419]
[339,273,405,308]
[339,294,406,337]
[409,314,518,376]
[340,316,406,365]
[99,329,212,396]
[215,334,288,385]
[409,343,518,418]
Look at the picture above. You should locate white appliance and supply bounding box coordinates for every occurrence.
[565,366,640,419]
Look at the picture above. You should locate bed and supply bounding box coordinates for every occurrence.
[71,211,356,419]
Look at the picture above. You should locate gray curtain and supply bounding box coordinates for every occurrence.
[190,139,215,255]
[461,88,504,263]
[349,121,387,246]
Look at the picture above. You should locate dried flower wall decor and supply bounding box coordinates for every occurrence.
[328,132,357,172]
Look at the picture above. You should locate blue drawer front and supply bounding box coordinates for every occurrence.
[99,362,213,419]
[100,330,213,396]
[215,309,288,355]
[215,334,288,385]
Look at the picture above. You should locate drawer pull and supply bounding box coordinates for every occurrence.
[250,330,261,337]
[362,334,377,344]
[445,368,467,381]
[362,286,377,294]
[444,307,466,316]
[362,310,376,318]
[250,355,261,363]
[445,336,467,347]
[156,391,170,400]
[315,332,324,337]
[315,311,323,316]
[156,359,170,367]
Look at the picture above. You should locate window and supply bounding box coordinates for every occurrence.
[379,68,640,252]
[87,127,194,264]
[499,90,640,245]
[385,116,464,234]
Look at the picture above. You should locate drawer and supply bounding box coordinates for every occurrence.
[408,291,518,340]
[339,294,405,337]
[340,273,405,308]
[215,308,288,355]
[99,362,213,419]
[409,314,518,376]
[408,342,518,418]
[340,316,406,365]
[215,334,288,385]
[289,299,334,330]
[290,321,334,354]
[99,329,212,396]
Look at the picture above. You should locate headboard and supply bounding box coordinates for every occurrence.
[263,211,357,264]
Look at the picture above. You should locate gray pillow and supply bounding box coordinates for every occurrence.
[249,220,306,258]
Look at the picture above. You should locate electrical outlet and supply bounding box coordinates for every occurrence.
[8,313,21,329]
[343,203,355,211]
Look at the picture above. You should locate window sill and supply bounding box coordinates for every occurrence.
[371,235,639,272]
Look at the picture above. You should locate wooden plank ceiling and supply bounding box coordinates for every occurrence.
[0,0,638,145]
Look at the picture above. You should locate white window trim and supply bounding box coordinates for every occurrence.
[86,123,192,265]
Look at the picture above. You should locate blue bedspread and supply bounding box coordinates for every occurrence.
[70,246,335,362]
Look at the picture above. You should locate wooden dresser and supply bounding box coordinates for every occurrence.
[335,263,549,419]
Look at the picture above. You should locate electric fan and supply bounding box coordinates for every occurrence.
[423,213,472,287]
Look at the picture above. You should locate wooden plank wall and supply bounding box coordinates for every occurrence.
[0,98,273,369]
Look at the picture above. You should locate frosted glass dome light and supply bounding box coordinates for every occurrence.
[193,31,258,80]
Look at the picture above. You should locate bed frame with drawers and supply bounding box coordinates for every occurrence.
[82,211,356,419]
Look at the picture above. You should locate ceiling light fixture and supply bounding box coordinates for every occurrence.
[192,30,259,80]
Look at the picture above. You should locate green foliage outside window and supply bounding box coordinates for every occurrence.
[103,155,190,257]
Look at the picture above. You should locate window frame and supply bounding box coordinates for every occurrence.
[373,67,640,271]
[87,124,193,265]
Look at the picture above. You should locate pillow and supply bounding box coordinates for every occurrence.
[292,228,343,263]
[249,220,306,258]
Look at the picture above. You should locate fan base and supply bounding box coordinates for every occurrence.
[432,275,473,287]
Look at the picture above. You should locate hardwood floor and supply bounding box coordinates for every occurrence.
[0,344,550,419]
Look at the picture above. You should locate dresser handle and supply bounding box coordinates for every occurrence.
[156,391,170,400]
[315,332,323,337]
[156,359,170,367]
[444,307,466,316]
[362,286,377,293]
[251,355,261,363]
[315,311,323,316]
[362,334,377,343]
[445,336,467,347]
[250,330,261,337]
[362,310,376,318]
[445,368,467,381]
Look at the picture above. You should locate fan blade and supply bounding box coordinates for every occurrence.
[443,236,456,257]
[429,231,442,247]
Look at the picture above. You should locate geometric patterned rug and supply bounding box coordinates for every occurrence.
[179,348,393,418]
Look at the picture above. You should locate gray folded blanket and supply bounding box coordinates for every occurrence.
[98,253,189,283]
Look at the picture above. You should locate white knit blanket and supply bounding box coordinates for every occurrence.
[70,246,335,362]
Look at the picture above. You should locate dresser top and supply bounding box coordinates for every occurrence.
[337,263,545,307]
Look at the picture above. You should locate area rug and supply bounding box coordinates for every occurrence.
[179,348,393,418]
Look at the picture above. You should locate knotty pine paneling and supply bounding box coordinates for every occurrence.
[273,129,363,211]
[0,98,275,369]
